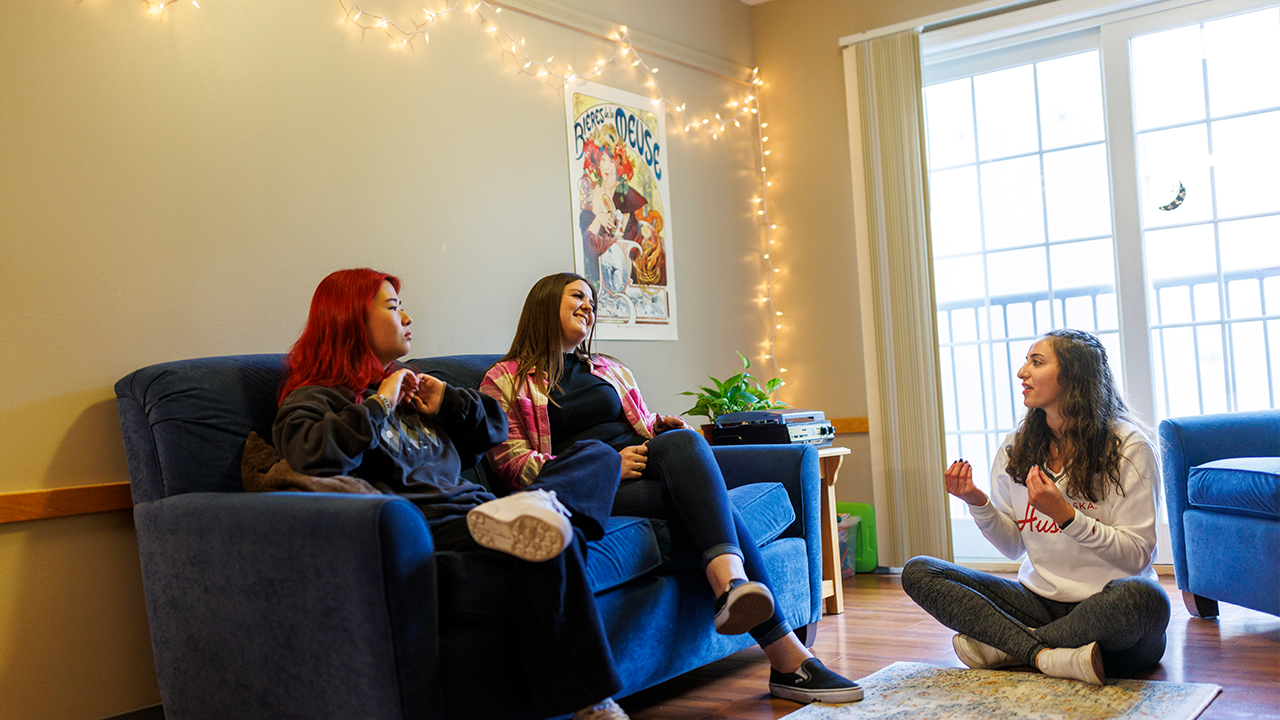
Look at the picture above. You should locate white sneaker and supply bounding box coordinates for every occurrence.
[466,489,573,562]
[1034,641,1105,686]
[952,633,1021,669]
[573,697,630,720]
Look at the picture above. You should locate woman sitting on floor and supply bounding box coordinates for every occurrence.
[902,328,1170,685]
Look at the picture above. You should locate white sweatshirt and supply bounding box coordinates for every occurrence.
[968,421,1160,603]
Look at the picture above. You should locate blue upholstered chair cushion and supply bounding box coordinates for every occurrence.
[581,481,795,592]
[1188,457,1280,520]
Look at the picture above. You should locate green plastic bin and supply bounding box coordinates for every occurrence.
[835,502,877,573]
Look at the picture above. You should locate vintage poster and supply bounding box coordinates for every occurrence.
[564,80,677,341]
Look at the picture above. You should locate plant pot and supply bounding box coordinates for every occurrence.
[700,424,716,443]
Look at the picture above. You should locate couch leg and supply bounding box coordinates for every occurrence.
[794,621,819,648]
[1182,591,1219,618]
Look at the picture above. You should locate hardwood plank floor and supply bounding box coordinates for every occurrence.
[620,573,1280,719]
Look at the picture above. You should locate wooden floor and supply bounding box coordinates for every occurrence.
[619,573,1280,720]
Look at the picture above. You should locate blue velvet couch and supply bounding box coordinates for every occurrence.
[1159,409,1280,618]
[114,353,824,720]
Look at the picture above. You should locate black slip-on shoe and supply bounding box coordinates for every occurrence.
[713,579,775,635]
[769,658,864,704]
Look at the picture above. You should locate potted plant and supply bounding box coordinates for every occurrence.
[680,352,787,438]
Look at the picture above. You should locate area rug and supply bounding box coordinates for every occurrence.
[785,662,1222,720]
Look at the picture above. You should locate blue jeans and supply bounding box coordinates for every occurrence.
[610,429,791,647]
[430,440,623,715]
[902,555,1170,674]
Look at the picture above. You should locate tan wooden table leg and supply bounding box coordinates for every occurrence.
[818,450,847,614]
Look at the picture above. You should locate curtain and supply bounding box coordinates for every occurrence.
[842,30,952,567]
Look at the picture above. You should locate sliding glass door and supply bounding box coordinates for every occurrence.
[922,0,1280,560]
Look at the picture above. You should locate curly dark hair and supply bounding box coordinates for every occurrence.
[1005,329,1135,503]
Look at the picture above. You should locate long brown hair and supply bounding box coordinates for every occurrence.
[1005,329,1141,503]
[496,272,600,404]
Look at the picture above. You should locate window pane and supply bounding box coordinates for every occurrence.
[981,156,1045,249]
[987,247,1048,296]
[940,346,957,427]
[1159,285,1192,325]
[1131,24,1206,131]
[1194,283,1221,322]
[992,341,1014,428]
[1161,326,1201,416]
[925,78,977,168]
[1064,294,1097,331]
[930,166,983,256]
[1198,324,1229,413]
[935,255,986,304]
[1220,216,1280,274]
[1204,8,1280,118]
[1145,224,1217,286]
[1137,124,1212,229]
[1212,112,1280,219]
[954,344,985,430]
[1050,238,1116,291]
[1229,279,1263,319]
[1044,144,1112,242]
[988,304,1007,339]
[1007,302,1035,337]
[1230,322,1268,411]
[1271,319,1280,405]
[1037,51,1105,150]
[1097,292,1119,331]
[974,65,1040,161]
[953,307,979,342]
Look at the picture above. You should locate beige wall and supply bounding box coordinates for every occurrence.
[750,0,981,510]
[0,1,760,717]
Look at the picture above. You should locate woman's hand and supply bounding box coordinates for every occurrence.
[376,368,420,408]
[1026,465,1075,527]
[406,373,445,415]
[652,415,688,434]
[944,459,989,507]
[620,443,648,480]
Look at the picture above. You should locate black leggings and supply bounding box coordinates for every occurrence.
[901,555,1170,675]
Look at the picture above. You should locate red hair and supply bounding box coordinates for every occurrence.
[278,268,401,404]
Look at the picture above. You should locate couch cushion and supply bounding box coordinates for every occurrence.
[650,482,797,569]
[585,516,663,593]
[1188,457,1280,520]
[730,482,797,545]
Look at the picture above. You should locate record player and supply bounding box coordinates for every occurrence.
[708,409,835,448]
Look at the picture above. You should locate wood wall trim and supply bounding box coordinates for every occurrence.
[0,420,871,524]
[0,483,133,525]
[832,417,870,434]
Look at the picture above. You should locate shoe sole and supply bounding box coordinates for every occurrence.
[467,511,569,562]
[1084,642,1106,686]
[714,585,774,635]
[769,682,864,704]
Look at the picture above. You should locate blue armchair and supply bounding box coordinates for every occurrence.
[115,354,824,719]
[1159,410,1280,618]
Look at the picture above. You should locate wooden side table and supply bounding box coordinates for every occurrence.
[817,445,851,614]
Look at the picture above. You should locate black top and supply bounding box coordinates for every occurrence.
[548,354,646,453]
[272,382,507,522]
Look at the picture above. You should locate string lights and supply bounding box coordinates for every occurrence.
[118,0,786,384]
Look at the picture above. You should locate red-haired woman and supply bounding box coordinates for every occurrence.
[273,268,631,720]
[481,273,864,706]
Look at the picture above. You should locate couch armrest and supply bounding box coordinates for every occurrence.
[134,492,441,720]
[712,444,822,623]
[1159,410,1280,587]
